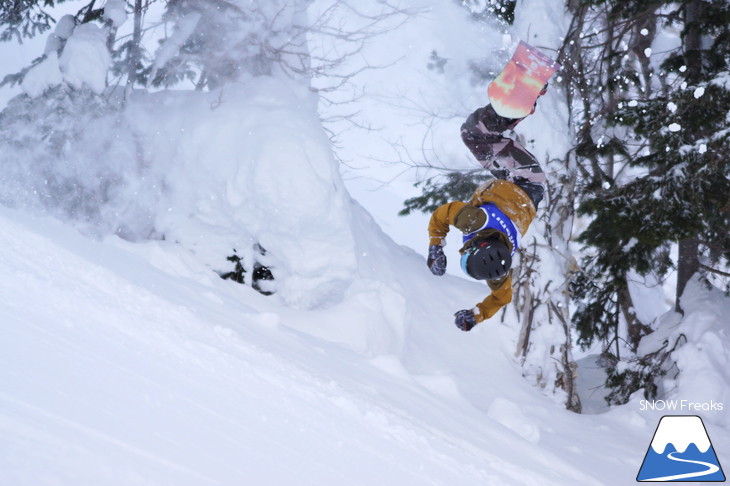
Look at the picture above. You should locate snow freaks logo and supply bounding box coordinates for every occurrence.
[640,400,724,412]
[636,415,726,482]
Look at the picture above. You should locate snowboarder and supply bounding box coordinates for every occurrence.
[426,103,546,331]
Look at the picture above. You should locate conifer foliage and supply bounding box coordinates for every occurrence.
[565,0,729,404]
[0,0,74,41]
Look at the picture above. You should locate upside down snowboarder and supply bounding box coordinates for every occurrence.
[426,103,547,331]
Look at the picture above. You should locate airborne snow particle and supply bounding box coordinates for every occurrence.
[667,102,677,113]
[668,123,681,132]
[699,144,707,154]
[693,87,705,99]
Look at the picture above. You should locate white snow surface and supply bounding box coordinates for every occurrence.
[103,0,128,28]
[18,20,111,96]
[124,78,358,310]
[55,14,76,40]
[20,53,63,97]
[58,23,111,94]
[0,203,687,486]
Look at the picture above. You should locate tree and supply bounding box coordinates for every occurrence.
[512,161,582,412]
[0,1,107,89]
[0,1,160,238]
[0,0,72,42]
[564,0,730,404]
[105,0,158,100]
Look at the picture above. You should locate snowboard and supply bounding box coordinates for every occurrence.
[487,41,561,119]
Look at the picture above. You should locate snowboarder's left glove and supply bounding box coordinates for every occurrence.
[427,245,447,276]
[454,309,477,332]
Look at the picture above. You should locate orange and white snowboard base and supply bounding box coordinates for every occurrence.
[488,41,560,119]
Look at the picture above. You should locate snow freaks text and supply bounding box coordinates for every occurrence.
[640,400,724,412]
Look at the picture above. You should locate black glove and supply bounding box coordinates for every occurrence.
[427,245,447,276]
[454,309,477,332]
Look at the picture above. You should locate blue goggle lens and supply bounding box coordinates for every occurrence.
[460,251,470,275]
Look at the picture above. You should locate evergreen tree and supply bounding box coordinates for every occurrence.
[0,1,106,42]
[0,83,151,237]
[567,0,730,404]
[400,170,484,216]
[100,0,155,99]
[0,1,158,238]
[0,1,106,89]
[0,0,70,41]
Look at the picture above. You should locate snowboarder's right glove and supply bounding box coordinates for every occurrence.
[427,245,447,276]
[454,309,477,332]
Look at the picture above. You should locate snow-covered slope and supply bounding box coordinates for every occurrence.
[1,1,728,484]
[4,205,727,486]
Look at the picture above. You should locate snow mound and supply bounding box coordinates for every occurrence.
[21,53,63,97]
[128,77,357,309]
[488,397,541,443]
[103,0,128,28]
[22,21,110,96]
[59,23,111,93]
[672,279,730,426]
[638,277,730,427]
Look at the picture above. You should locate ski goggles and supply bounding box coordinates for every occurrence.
[460,245,481,277]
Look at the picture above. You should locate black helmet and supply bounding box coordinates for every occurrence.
[460,237,512,280]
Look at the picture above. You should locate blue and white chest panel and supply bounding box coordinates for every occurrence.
[462,203,520,255]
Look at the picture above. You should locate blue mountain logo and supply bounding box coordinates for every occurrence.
[637,415,725,482]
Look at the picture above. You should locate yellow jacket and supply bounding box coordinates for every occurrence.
[428,179,536,322]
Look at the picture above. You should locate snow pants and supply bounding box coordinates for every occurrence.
[460,104,546,208]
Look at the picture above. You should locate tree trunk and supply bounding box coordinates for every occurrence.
[125,0,143,101]
[515,275,534,360]
[675,237,699,313]
[618,281,650,350]
[683,0,705,84]
[675,1,704,313]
